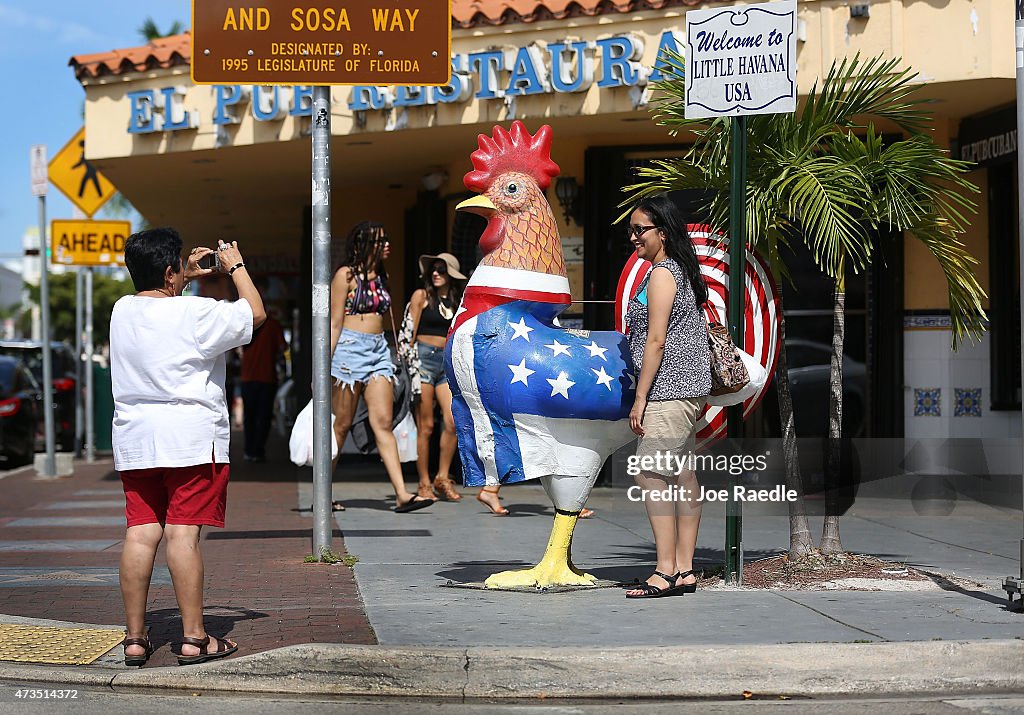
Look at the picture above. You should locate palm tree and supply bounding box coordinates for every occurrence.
[138,18,184,42]
[624,52,986,559]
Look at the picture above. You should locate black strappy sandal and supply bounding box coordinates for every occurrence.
[624,571,681,599]
[674,569,698,595]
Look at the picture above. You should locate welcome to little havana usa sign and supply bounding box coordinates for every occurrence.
[685,0,797,119]
[191,1,452,86]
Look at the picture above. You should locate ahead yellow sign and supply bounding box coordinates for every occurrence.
[48,128,116,217]
[51,220,130,267]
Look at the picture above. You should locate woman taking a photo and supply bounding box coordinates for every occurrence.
[329,221,433,514]
[407,252,465,502]
[623,195,712,599]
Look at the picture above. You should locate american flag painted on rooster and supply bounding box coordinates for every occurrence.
[445,121,636,488]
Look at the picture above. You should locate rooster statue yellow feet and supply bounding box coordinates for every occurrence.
[485,512,596,588]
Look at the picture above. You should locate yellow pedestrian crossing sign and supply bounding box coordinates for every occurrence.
[48,128,116,217]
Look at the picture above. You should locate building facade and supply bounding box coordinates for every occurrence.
[69,0,1015,439]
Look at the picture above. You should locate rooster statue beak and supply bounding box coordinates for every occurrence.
[456,194,497,218]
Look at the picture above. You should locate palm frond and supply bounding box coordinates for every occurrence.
[910,222,988,347]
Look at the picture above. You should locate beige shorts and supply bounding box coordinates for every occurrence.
[635,397,707,476]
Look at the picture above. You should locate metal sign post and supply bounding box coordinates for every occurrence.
[726,116,747,583]
[31,145,56,477]
[685,0,797,584]
[75,268,84,458]
[1002,0,1024,608]
[191,0,452,560]
[85,267,95,463]
[310,86,333,557]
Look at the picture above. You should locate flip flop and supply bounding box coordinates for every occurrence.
[395,495,434,513]
[176,635,237,666]
[332,501,346,512]
[579,508,595,519]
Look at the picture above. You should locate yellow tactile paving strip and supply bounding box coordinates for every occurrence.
[0,624,124,665]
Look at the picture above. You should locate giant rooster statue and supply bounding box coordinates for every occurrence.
[444,121,636,588]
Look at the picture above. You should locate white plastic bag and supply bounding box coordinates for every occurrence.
[289,400,338,467]
[705,349,768,407]
[393,410,418,463]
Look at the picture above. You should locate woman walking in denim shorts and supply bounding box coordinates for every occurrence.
[328,221,434,514]
[406,252,466,502]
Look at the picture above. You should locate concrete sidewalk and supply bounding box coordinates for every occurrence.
[329,479,1020,648]
[0,440,1022,698]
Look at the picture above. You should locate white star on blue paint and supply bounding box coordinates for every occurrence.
[509,318,534,341]
[585,342,608,361]
[547,372,575,399]
[545,340,570,357]
[592,366,614,390]
[508,359,535,386]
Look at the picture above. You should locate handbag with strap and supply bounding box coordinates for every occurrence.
[706,318,751,396]
[349,302,418,459]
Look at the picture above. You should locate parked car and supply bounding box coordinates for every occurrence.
[785,339,866,438]
[760,339,866,513]
[0,341,78,452]
[0,356,43,465]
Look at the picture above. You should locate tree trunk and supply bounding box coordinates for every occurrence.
[772,274,814,559]
[820,267,845,555]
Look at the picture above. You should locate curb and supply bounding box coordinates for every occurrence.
[1,640,1022,698]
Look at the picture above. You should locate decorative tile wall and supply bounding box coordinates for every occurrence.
[954,388,982,417]
[914,387,942,417]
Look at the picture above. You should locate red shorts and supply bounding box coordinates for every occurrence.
[120,462,230,528]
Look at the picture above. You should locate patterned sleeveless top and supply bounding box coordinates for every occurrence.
[625,258,712,401]
[345,273,391,316]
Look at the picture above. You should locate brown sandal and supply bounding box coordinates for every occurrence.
[416,484,435,500]
[177,635,238,666]
[476,486,509,516]
[433,476,462,501]
[122,635,153,667]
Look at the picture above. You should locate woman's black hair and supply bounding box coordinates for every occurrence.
[630,195,708,306]
[343,220,389,282]
[124,227,183,292]
[421,259,464,309]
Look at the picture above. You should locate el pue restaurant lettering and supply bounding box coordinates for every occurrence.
[131,30,682,133]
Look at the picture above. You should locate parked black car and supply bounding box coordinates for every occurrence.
[0,355,43,465]
[0,341,78,452]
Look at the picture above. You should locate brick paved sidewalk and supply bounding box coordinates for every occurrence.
[0,435,375,668]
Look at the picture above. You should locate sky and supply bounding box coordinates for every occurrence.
[0,0,191,264]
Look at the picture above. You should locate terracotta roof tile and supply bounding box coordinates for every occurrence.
[70,32,191,80]
[451,0,704,27]
[69,1,696,79]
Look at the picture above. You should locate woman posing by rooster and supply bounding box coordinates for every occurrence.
[407,252,466,503]
[624,195,712,599]
[328,221,434,514]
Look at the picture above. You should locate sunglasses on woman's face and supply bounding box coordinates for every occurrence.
[628,224,658,239]
[432,263,448,275]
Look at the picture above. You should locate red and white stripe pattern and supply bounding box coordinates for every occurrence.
[615,224,780,442]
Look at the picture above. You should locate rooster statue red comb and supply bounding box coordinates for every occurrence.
[456,121,566,273]
[464,121,560,193]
